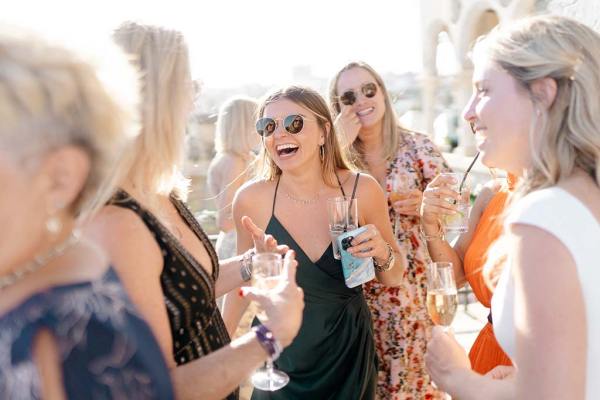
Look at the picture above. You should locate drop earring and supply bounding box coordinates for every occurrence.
[319,145,325,162]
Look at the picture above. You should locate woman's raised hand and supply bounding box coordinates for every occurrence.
[242,216,289,255]
[334,105,361,146]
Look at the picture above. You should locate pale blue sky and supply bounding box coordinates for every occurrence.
[3,0,424,88]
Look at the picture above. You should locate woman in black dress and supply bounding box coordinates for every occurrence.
[86,22,304,400]
[232,85,407,399]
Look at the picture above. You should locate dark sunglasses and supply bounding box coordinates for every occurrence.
[339,82,378,106]
[256,114,316,137]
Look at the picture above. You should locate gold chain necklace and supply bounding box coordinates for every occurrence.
[0,230,81,291]
[284,190,320,205]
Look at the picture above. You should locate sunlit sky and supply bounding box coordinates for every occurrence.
[3,0,424,89]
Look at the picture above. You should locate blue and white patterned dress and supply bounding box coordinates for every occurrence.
[0,268,174,399]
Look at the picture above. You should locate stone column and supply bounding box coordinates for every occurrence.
[421,73,438,137]
[453,68,477,156]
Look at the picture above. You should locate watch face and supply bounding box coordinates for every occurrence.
[241,264,252,282]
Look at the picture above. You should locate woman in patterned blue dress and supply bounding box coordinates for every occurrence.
[0,28,174,398]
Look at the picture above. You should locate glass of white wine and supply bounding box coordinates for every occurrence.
[426,262,458,331]
[250,253,289,391]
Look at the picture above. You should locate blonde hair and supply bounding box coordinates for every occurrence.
[329,61,408,169]
[475,15,600,287]
[475,15,600,198]
[0,26,139,221]
[256,85,354,186]
[214,95,258,158]
[113,21,191,202]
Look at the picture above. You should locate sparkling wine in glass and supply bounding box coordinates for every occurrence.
[250,253,289,391]
[426,262,458,330]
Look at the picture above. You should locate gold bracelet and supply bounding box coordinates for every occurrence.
[420,221,445,242]
[374,243,395,272]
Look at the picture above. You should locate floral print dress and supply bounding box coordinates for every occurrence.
[363,131,450,400]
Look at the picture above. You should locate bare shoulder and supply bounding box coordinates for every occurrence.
[355,171,385,200]
[234,179,275,205]
[233,179,276,225]
[84,205,163,276]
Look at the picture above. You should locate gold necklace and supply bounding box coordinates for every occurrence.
[284,190,320,205]
[0,230,81,291]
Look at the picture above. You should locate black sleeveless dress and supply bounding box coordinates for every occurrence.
[110,190,238,400]
[252,175,377,400]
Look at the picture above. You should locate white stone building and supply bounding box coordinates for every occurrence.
[420,0,600,156]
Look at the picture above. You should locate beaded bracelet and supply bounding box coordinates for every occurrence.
[252,324,282,361]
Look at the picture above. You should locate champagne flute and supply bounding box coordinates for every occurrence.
[250,253,289,391]
[426,262,458,331]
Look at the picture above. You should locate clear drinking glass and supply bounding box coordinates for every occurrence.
[326,197,358,260]
[426,262,458,331]
[389,173,410,236]
[439,172,471,233]
[250,253,289,391]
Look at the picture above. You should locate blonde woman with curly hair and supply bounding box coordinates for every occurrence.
[426,15,600,400]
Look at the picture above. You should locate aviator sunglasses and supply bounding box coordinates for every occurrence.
[338,82,378,106]
[256,114,316,137]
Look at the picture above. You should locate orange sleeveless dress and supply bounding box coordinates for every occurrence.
[463,177,516,374]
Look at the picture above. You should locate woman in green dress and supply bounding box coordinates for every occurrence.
[231,86,407,399]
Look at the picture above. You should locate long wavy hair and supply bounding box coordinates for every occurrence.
[477,15,600,198]
[113,21,191,205]
[329,61,408,170]
[256,85,354,187]
[477,15,600,288]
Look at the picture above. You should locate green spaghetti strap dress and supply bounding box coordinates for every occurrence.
[251,174,377,400]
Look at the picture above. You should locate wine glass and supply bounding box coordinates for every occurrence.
[426,262,458,331]
[250,253,289,391]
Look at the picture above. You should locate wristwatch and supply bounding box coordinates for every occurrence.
[240,249,255,282]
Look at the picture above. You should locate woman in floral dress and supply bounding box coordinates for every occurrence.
[330,61,451,399]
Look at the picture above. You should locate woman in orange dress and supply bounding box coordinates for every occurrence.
[421,173,517,374]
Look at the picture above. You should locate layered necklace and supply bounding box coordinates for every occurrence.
[0,230,81,291]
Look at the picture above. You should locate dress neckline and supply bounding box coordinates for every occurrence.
[269,216,333,265]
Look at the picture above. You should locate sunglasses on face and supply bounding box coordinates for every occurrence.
[256,114,316,137]
[338,82,378,106]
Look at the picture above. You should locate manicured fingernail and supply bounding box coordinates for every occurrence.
[238,288,244,297]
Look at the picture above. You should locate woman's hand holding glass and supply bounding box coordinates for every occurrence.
[421,174,462,233]
[241,251,303,346]
[425,325,471,393]
[241,250,304,391]
[391,188,423,217]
